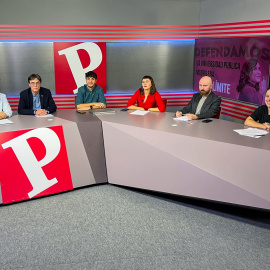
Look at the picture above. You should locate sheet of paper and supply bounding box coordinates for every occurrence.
[234,128,268,138]
[0,119,14,125]
[35,114,54,118]
[130,110,150,116]
[173,116,189,122]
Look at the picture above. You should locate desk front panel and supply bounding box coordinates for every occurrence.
[0,111,107,204]
[99,110,270,210]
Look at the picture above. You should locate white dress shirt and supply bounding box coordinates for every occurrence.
[0,93,12,117]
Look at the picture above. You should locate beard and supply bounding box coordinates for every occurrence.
[200,89,210,96]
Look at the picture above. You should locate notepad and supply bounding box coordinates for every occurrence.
[130,110,150,116]
[91,109,116,115]
[35,114,54,118]
[173,116,189,122]
[0,119,14,125]
[234,128,268,138]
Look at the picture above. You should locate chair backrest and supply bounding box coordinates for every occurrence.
[162,99,168,109]
[216,107,221,119]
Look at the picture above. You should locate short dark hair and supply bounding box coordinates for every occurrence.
[28,74,42,83]
[140,75,157,95]
[85,71,97,80]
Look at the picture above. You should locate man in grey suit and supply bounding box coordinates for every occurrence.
[176,76,221,120]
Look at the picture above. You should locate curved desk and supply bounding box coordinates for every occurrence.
[1,109,270,210]
[97,109,270,210]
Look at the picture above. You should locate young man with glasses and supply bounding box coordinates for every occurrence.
[18,74,57,115]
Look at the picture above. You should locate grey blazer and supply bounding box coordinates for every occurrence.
[180,92,221,119]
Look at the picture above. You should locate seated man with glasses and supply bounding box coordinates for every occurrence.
[18,74,57,115]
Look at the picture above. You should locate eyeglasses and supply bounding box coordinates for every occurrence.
[30,82,40,85]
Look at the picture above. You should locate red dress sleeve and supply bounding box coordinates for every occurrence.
[127,89,140,107]
[154,92,166,112]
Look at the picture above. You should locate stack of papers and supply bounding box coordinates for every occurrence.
[35,114,54,118]
[91,109,115,115]
[0,119,14,126]
[234,128,268,138]
[173,116,189,122]
[130,110,150,116]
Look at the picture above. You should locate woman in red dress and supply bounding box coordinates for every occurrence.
[127,75,166,112]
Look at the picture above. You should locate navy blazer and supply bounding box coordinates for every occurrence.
[180,92,221,119]
[18,87,57,115]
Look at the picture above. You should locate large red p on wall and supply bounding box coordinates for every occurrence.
[0,126,73,204]
[54,42,107,95]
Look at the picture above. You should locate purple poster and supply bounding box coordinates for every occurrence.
[194,37,270,105]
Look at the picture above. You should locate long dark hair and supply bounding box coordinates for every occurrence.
[140,75,157,95]
[237,58,260,93]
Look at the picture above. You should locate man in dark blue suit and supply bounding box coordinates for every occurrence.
[176,76,221,120]
[18,74,57,115]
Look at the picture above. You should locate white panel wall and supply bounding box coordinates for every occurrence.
[0,0,201,25]
[1,1,269,29]
[200,0,270,25]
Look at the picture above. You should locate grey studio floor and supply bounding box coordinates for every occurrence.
[0,184,269,270]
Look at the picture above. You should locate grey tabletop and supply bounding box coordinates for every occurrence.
[1,109,269,151]
[0,109,102,133]
[96,109,270,151]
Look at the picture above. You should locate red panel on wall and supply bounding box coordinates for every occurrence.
[53,42,107,95]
